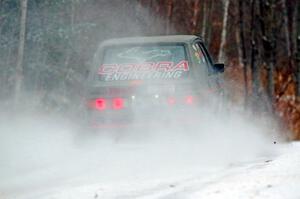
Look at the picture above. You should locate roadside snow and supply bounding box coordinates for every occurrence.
[185,142,300,199]
[3,142,299,199]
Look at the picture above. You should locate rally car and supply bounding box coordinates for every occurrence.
[84,35,224,129]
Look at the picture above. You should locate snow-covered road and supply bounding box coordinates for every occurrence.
[0,112,298,199]
[8,143,300,199]
[8,142,298,199]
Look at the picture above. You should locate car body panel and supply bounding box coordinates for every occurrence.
[84,35,224,129]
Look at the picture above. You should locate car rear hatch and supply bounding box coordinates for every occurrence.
[86,80,213,125]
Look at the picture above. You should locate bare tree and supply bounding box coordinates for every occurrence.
[206,0,214,46]
[199,0,214,45]
[191,0,200,34]
[281,0,292,59]
[259,0,276,108]
[292,0,298,57]
[238,0,248,106]
[61,0,76,104]
[165,0,173,34]
[201,0,208,39]
[250,0,259,98]
[14,0,28,106]
[296,0,300,96]
[218,0,230,63]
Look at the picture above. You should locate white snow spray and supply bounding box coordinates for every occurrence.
[0,90,281,198]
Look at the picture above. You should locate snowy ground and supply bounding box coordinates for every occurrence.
[0,112,299,199]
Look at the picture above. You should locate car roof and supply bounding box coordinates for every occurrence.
[100,35,201,47]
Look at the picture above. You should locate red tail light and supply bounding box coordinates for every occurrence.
[112,98,124,110]
[167,97,176,105]
[185,95,194,105]
[90,98,106,110]
[89,98,125,111]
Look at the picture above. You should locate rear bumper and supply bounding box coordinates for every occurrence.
[86,109,203,131]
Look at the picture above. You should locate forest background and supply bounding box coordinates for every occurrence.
[0,0,299,139]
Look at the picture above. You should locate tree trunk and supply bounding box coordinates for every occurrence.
[201,0,207,39]
[250,0,259,99]
[218,0,230,63]
[191,0,200,34]
[14,0,28,106]
[269,16,276,110]
[282,0,292,58]
[61,0,76,105]
[259,0,276,109]
[0,5,4,95]
[206,0,214,46]
[296,0,300,96]
[292,1,298,58]
[165,0,173,35]
[238,0,248,106]
[281,0,294,77]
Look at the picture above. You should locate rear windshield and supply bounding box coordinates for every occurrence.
[96,44,190,82]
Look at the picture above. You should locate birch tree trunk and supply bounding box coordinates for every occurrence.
[14,0,28,106]
[218,0,230,63]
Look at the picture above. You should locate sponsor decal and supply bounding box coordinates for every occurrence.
[98,60,189,81]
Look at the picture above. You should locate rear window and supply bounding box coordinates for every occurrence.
[97,44,190,82]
